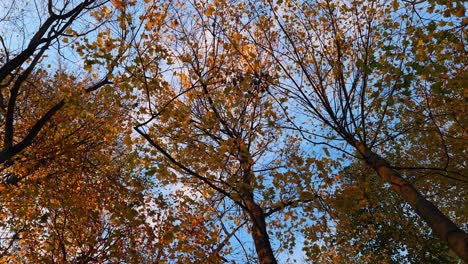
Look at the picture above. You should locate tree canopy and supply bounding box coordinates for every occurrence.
[0,0,466,263]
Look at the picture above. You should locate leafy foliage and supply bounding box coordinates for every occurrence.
[0,0,466,262]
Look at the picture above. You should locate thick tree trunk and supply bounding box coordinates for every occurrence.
[356,142,468,261]
[242,193,277,264]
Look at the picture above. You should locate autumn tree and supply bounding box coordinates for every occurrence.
[129,0,332,262]
[0,70,166,262]
[257,0,467,260]
[0,0,127,166]
[0,1,168,261]
[305,163,463,263]
[1,0,466,262]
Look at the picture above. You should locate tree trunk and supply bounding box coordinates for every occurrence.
[242,192,278,264]
[356,142,468,262]
[238,140,277,264]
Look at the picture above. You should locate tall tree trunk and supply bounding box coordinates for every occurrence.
[241,192,278,264]
[239,140,277,264]
[356,142,468,261]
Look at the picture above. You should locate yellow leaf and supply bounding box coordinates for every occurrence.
[112,0,125,9]
[84,64,92,73]
[97,36,104,47]
[417,39,423,47]
[233,32,242,43]
[145,21,153,30]
[102,6,110,17]
[205,6,215,17]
